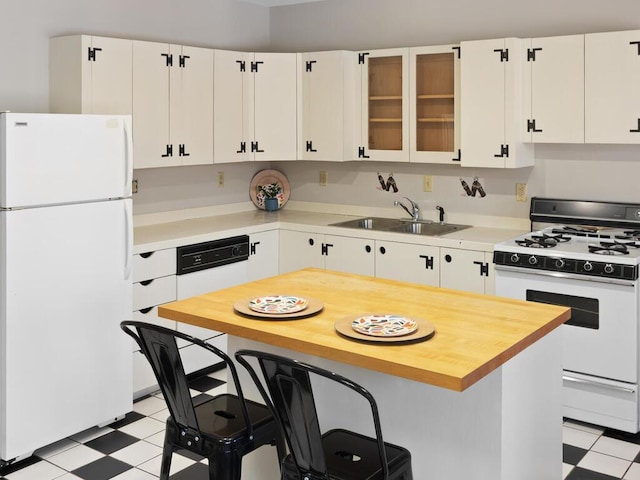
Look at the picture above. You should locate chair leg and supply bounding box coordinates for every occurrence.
[159,434,173,480]
[209,450,243,480]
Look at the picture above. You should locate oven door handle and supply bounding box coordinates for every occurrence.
[563,374,637,394]
[494,264,637,287]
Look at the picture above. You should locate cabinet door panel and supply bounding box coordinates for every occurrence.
[89,37,133,115]
[527,35,584,143]
[375,241,439,286]
[323,235,374,276]
[172,45,214,166]
[254,52,298,161]
[214,50,254,163]
[440,248,488,294]
[249,230,280,281]
[585,30,640,144]
[279,231,323,274]
[133,41,172,168]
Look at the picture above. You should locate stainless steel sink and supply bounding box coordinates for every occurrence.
[329,217,406,231]
[387,222,471,236]
[330,217,471,236]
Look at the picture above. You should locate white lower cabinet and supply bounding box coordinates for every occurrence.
[440,248,494,295]
[249,230,279,280]
[375,241,439,286]
[279,230,324,273]
[132,248,177,398]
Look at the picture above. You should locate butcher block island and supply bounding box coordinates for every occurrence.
[159,268,570,480]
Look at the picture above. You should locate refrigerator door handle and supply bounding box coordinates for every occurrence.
[123,118,133,195]
[124,200,133,280]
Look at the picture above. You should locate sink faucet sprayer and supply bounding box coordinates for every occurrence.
[394,197,420,221]
[436,205,445,224]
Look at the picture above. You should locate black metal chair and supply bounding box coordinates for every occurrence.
[235,349,413,480]
[120,321,284,480]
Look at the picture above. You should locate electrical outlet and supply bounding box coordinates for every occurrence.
[423,175,433,192]
[319,170,327,187]
[516,183,527,202]
[218,171,224,187]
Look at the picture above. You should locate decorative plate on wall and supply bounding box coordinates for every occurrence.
[250,169,291,210]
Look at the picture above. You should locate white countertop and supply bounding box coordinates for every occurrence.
[134,208,526,254]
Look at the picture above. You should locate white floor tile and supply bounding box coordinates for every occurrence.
[592,436,640,461]
[144,431,166,448]
[137,452,195,477]
[563,425,600,449]
[111,468,159,480]
[133,396,167,416]
[624,462,640,480]
[5,460,67,480]
[34,438,79,459]
[562,463,574,479]
[149,408,169,422]
[45,444,104,472]
[68,425,114,443]
[55,474,83,479]
[118,417,166,440]
[110,441,163,467]
[564,420,606,436]
[578,451,632,478]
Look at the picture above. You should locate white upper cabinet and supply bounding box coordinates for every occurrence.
[585,30,640,144]
[409,45,461,164]
[132,41,213,169]
[460,38,533,168]
[298,51,357,161]
[214,50,298,163]
[523,35,585,143]
[355,48,410,162]
[49,35,132,115]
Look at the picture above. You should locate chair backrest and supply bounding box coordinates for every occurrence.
[235,349,390,479]
[121,321,253,439]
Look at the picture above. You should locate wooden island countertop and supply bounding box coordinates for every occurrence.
[158,268,570,392]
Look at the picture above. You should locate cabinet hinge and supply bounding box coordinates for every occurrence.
[358,146,370,159]
[494,144,509,158]
[251,61,264,73]
[631,41,640,55]
[250,241,260,255]
[236,60,246,72]
[631,119,640,133]
[305,60,316,72]
[161,144,173,157]
[419,255,434,270]
[161,53,173,67]
[527,119,543,133]
[251,141,264,153]
[321,243,333,255]
[306,140,317,152]
[178,144,190,157]
[474,261,490,277]
[493,48,509,62]
[452,46,461,59]
[527,47,542,61]
[358,52,370,64]
[237,142,246,154]
[87,47,102,62]
[452,149,461,162]
[179,55,190,67]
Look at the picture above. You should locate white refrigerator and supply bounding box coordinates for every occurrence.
[0,113,133,464]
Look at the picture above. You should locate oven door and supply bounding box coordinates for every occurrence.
[495,267,639,383]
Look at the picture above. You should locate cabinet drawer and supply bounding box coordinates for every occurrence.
[133,248,176,283]
[133,275,176,311]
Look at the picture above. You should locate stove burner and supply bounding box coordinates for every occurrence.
[515,233,570,249]
[553,226,613,238]
[617,230,640,241]
[588,242,629,255]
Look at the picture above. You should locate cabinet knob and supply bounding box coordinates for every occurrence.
[444,254,452,263]
[379,246,386,255]
[365,245,372,253]
[308,238,314,246]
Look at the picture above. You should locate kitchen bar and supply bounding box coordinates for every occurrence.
[159,268,570,479]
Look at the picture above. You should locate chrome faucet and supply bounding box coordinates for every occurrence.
[394,197,420,221]
[436,205,445,224]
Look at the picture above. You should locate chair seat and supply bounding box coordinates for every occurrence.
[281,428,412,480]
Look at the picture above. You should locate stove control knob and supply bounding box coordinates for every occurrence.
[555,258,565,269]
[583,261,594,272]
[604,263,614,274]
[510,253,520,263]
[528,255,538,265]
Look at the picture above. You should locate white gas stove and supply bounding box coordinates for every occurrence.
[494,198,640,432]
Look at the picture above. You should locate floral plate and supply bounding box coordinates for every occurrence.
[248,295,309,315]
[249,169,291,210]
[351,314,418,337]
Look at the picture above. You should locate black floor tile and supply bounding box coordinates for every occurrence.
[188,375,225,393]
[72,456,132,480]
[85,430,140,455]
[0,455,41,476]
[108,410,145,429]
[566,466,620,479]
[169,461,209,479]
[564,443,589,465]
[603,427,640,445]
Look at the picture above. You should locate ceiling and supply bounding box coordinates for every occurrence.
[240,0,322,6]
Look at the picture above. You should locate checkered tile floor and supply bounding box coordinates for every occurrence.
[3,369,640,480]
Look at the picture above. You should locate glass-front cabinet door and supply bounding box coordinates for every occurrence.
[356,48,409,162]
[410,45,460,163]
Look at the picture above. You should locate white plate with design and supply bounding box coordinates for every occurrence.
[351,314,418,337]
[248,295,309,315]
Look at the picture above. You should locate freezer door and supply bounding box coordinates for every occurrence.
[0,199,133,461]
[0,113,132,208]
